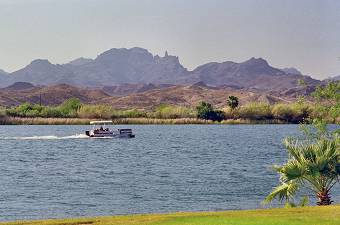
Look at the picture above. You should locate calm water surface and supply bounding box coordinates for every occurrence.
[0,125,339,221]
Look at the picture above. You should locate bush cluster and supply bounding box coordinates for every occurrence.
[196,102,224,122]
[6,98,81,118]
[151,104,195,119]
[223,102,312,123]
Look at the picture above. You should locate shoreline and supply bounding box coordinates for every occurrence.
[0,116,292,125]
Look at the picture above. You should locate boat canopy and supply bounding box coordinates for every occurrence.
[90,120,113,125]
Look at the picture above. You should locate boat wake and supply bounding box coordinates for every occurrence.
[1,134,89,140]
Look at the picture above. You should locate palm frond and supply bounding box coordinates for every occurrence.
[279,160,306,182]
[263,181,299,204]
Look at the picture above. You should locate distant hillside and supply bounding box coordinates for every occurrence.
[0,47,321,91]
[0,83,111,107]
[99,82,297,110]
[102,83,173,96]
[0,82,302,109]
[4,82,35,91]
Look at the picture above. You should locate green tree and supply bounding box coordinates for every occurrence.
[227,96,239,110]
[312,81,340,121]
[264,135,340,206]
[59,98,82,117]
[196,101,224,121]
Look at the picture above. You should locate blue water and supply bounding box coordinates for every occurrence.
[0,125,338,221]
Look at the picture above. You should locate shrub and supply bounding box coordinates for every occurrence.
[196,101,225,121]
[40,107,63,118]
[153,104,194,119]
[272,104,296,122]
[289,103,311,123]
[6,103,44,117]
[238,103,272,120]
[0,107,6,118]
[270,103,312,123]
[120,109,147,118]
[59,98,82,117]
[78,104,113,119]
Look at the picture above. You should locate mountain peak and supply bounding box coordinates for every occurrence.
[28,59,53,69]
[96,47,153,63]
[244,57,269,66]
[67,57,93,66]
[30,59,51,65]
[281,67,302,75]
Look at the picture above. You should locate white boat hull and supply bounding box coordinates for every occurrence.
[85,129,135,138]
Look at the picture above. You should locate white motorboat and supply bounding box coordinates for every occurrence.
[85,121,135,138]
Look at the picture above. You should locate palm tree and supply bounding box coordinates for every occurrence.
[227,96,239,110]
[265,135,340,206]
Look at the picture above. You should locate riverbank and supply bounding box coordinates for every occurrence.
[0,116,289,125]
[2,205,339,225]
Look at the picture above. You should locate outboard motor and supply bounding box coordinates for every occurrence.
[85,131,90,136]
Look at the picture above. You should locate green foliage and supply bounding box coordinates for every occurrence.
[312,81,340,123]
[153,104,194,119]
[266,134,340,206]
[313,81,340,102]
[6,103,44,117]
[227,96,239,110]
[40,107,63,118]
[0,107,6,118]
[266,80,340,206]
[5,98,82,118]
[238,102,272,120]
[264,180,299,205]
[59,98,82,117]
[78,104,113,119]
[119,109,147,118]
[196,101,225,121]
[271,103,310,123]
[111,109,147,119]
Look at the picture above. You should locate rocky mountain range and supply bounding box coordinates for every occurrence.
[0,47,322,91]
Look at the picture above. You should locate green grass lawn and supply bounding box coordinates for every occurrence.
[2,205,340,225]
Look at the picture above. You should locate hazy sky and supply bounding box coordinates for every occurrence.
[0,0,339,79]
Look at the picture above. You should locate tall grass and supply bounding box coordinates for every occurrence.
[78,104,113,119]
[237,102,273,120]
[0,107,6,118]
[272,103,311,123]
[151,104,195,119]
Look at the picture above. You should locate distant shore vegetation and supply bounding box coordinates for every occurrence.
[0,98,338,125]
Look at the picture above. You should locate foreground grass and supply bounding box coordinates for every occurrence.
[2,206,340,225]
